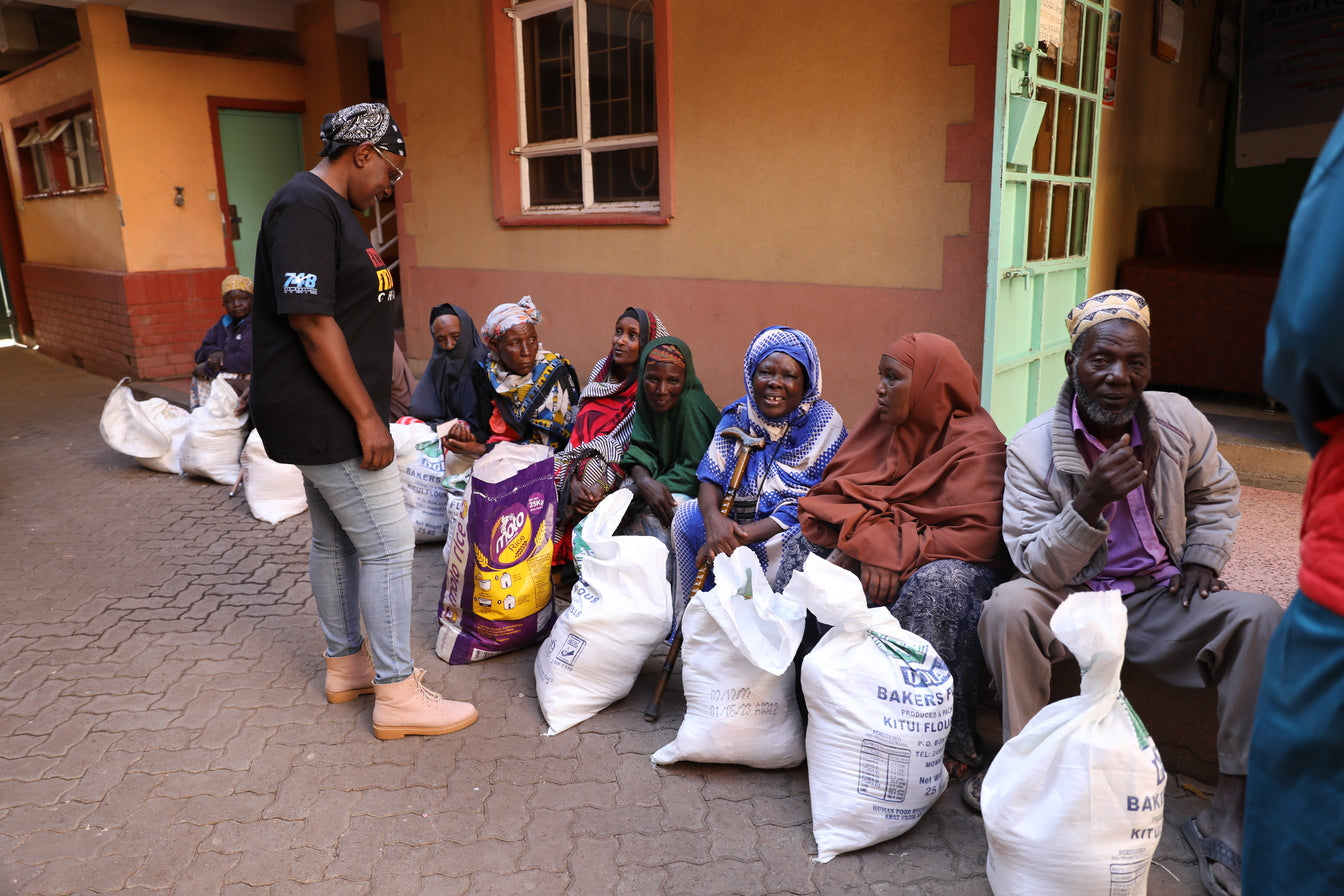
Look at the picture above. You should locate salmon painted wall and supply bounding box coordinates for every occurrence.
[386,0,998,425]
[1090,0,1228,294]
[0,43,123,270]
[81,5,307,273]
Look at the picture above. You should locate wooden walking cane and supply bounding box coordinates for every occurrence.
[644,426,765,722]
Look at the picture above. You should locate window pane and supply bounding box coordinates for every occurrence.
[522,9,577,143]
[1032,87,1055,174]
[1028,180,1049,261]
[587,0,656,139]
[1054,93,1076,176]
[30,146,51,192]
[1076,98,1095,178]
[1049,184,1070,258]
[592,145,658,202]
[528,153,582,205]
[1060,1,1083,88]
[78,114,105,187]
[1070,184,1091,256]
[1082,6,1101,94]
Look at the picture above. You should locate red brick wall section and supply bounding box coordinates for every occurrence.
[22,263,231,381]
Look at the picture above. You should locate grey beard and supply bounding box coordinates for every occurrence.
[1070,367,1141,430]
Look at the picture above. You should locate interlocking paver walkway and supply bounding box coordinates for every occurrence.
[1,345,1300,895]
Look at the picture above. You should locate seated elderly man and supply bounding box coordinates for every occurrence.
[971,290,1281,896]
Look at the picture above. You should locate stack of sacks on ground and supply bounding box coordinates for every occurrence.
[178,377,248,485]
[534,488,673,735]
[99,378,192,474]
[240,429,307,524]
[983,590,1166,896]
[391,420,473,543]
[786,554,953,863]
[652,547,806,769]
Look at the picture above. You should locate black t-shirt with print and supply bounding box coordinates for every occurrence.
[250,171,395,466]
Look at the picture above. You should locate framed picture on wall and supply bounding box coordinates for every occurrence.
[1154,0,1183,63]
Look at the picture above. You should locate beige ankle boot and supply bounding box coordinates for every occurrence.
[324,645,375,703]
[372,668,478,739]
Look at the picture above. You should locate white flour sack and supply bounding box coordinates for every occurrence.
[391,421,470,543]
[652,547,807,769]
[983,590,1166,896]
[179,378,248,485]
[99,377,191,474]
[788,555,952,862]
[534,489,672,735]
[240,429,307,524]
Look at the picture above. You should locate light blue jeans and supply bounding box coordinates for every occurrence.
[298,458,414,684]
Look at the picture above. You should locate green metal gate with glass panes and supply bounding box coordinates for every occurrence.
[985,0,1108,437]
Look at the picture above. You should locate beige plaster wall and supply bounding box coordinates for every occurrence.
[396,0,972,287]
[1089,0,1228,293]
[388,0,985,422]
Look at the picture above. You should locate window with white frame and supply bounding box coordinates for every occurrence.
[12,103,107,197]
[507,0,660,214]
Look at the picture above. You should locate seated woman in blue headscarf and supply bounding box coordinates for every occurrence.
[444,295,578,456]
[408,303,487,435]
[669,326,847,625]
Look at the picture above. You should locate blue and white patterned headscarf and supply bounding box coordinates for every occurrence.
[697,326,847,529]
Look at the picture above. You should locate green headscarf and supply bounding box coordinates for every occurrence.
[620,336,720,495]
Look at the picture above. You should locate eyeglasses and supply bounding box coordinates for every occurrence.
[371,145,404,186]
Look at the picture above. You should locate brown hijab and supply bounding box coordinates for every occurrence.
[798,333,1007,582]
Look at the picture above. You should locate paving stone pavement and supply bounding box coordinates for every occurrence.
[1,344,1298,895]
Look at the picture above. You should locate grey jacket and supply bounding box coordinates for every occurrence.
[1002,382,1240,591]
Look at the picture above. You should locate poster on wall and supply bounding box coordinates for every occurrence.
[1103,10,1122,108]
[1153,0,1183,63]
[1238,0,1344,166]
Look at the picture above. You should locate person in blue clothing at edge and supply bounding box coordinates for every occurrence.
[249,102,477,741]
[973,289,1283,896]
[1243,110,1344,896]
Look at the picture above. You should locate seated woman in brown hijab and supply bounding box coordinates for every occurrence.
[775,332,1008,781]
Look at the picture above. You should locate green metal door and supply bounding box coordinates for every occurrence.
[984,0,1108,436]
[218,109,304,280]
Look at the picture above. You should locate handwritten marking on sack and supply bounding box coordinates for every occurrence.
[705,688,782,719]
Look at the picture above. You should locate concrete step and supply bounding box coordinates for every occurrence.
[1197,397,1308,494]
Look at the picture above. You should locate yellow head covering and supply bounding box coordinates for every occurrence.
[221,275,253,297]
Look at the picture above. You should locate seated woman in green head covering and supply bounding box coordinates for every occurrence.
[615,337,720,556]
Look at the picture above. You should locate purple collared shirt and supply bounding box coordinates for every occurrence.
[1072,399,1181,594]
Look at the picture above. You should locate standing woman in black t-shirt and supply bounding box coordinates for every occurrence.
[250,103,477,740]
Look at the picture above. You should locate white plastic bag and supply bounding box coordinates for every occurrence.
[534,488,673,735]
[240,429,307,524]
[790,555,952,862]
[392,422,472,543]
[179,378,248,485]
[652,547,806,769]
[983,590,1166,896]
[99,377,190,474]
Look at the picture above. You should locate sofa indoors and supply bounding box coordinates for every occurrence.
[1116,206,1282,398]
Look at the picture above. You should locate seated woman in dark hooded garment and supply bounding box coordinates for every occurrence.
[407,302,487,434]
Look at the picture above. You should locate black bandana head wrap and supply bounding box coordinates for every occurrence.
[318,103,406,157]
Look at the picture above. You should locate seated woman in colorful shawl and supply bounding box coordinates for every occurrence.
[552,308,668,551]
[670,326,847,628]
[444,296,578,456]
[775,332,1009,781]
[191,274,254,409]
[614,336,721,561]
[407,302,488,434]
